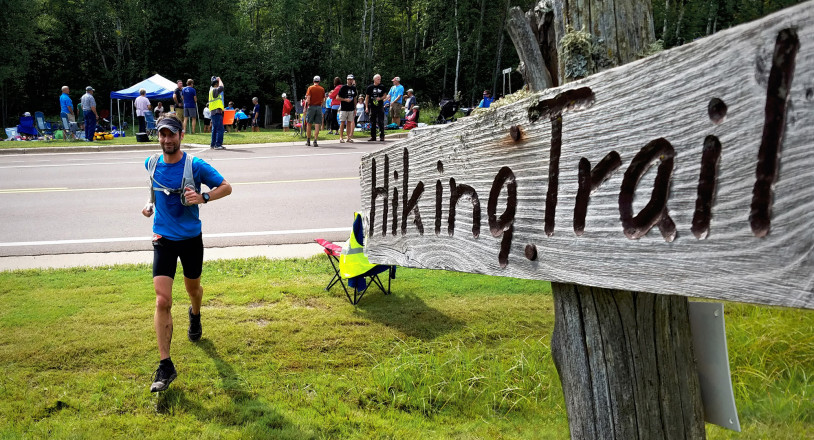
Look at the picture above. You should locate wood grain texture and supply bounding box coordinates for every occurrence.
[551,284,705,439]
[361,1,814,309]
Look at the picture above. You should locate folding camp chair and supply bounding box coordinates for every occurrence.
[357,110,370,133]
[143,111,157,140]
[60,112,84,140]
[4,127,19,140]
[34,111,59,139]
[315,212,396,305]
[17,115,38,139]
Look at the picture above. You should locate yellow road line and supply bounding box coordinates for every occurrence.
[0,177,359,194]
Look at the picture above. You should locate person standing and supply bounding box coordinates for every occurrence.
[365,74,387,142]
[327,77,342,135]
[251,97,260,132]
[387,76,404,126]
[135,88,151,134]
[281,93,292,133]
[60,86,75,122]
[141,115,232,392]
[202,106,211,133]
[477,90,493,108]
[173,80,184,112]
[182,79,198,133]
[337,74,357,143]
[208,76,226,150]
[304,75,325,147]
[355,96,364,126]
[405,89,416,117]
[80,86,99,142]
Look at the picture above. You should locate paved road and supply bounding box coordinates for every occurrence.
[0,139,392,257]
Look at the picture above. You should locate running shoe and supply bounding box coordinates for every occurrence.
[188,306,202,342]
[150,363,177,392]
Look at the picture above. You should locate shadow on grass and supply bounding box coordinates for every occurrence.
[354,290,464,340]
[155,339,310,439]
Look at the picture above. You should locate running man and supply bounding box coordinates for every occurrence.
[141,115,233,392]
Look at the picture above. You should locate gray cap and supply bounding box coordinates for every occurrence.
[313,75,321,82]
[86,86,94,91]
[347,74,354,79]
[156,116,183,134]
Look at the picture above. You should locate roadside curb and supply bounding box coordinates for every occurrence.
[0,132,409,155]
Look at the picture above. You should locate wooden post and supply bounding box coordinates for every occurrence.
[551,284,704,439]
[520,2,703,438]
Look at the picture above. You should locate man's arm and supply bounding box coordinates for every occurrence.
[183,179,233,205]
[173,92,179,106]
[365,94,370,112]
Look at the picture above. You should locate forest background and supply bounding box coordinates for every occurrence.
[0,0,804,128]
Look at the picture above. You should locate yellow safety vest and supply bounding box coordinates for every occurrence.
[208,88,224,111]
[339,212,377,278]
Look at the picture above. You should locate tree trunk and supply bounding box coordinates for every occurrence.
[369,0,375,63]
[706,0,719,36]
[492,0,511,95]
[663,0,670,39]
[454,0,461,100]
[290,69,298,107]
[675,0,687,44]
[507,6,552,91]
[471,0,487,104]
[362,0,368,72]
[511,1,705,438]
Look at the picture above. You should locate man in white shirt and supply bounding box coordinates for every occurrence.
[135,88,152,133]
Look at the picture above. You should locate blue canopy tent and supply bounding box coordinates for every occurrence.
[109,74,176,135]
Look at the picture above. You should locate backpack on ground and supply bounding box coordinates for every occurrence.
[147,152,196,206]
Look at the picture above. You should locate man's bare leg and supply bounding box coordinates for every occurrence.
[154,276,174,360]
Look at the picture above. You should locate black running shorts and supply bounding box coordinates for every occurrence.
[152,234,204,279]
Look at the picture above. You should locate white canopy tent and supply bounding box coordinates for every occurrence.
[109,74,177,135]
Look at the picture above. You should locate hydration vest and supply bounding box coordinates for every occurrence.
[208,88,224,111]
[339,212,377,278]
[147,152,196,206]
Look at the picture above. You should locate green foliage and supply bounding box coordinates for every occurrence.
[0,259,811,438]
[561,26,593,81]
[3,0,536,128]
[655,0,805,48]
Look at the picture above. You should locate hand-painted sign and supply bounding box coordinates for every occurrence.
[360,2,814,309]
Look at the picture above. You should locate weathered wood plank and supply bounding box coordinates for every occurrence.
[360,1,814,309]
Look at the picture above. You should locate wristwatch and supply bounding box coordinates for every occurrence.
[202,192,210,204]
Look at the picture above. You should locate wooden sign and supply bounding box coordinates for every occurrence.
[360,1,814,310]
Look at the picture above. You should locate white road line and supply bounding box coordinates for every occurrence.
[0,227,348,247]
[0,176,358,194]
[0,151,364,168]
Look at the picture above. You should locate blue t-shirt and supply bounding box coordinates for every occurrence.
[145,152,224,240]
[235,110,249,120]
[477,97,493,108]
[60,93,73,114]
[182,87,197,108]
[388,84,404,104]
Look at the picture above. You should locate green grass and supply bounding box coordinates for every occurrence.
[1,128,409,149]
[0,258,811,439]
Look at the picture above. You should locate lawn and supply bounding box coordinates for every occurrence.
[0,257,811,439]
[0,128,409,149]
